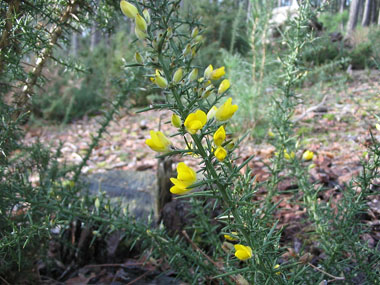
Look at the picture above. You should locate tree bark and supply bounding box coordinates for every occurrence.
[347,0,361,35]
[371,0,378,23]
[70,32,78,56]
[362,0,372,26]
[14,0,79,118]
[340,0,346,13]
[0,0,21,75]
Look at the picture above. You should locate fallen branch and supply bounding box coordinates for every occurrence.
[308,262,345,281]
[293,95,328,123]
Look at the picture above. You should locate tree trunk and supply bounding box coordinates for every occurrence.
[371,0,378,23]
[340,0,346,13]
[70,32,78,56]
[362,0,372,26]
[90,0,100,52]
[347,0,361,35]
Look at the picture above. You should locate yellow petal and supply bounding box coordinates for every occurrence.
[234,244,253,261]
[210,66,225,80]
[215,146,227,162]
[302,150,314,161]
[170,185,190,195]
[215,98,238,121]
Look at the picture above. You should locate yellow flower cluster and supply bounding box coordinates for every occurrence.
[120,1,149,39]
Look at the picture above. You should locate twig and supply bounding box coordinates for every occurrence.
[0,275,10,285]
[308,262,345,281]
[181,230,219,268]
[126,270,151,285]
[293,95,328,123]
[83,263,144,269]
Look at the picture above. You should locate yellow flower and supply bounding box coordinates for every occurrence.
[274,264,281,275]
[213,125,226,146]
[267,129,275,138]
[218,79,230,95]
[204,64,213,79]
[189,68,198,81]
[173,68,183,83]
[215,98,238,121]
[215,146,227,162]
[210,66,225,80]
[145,131,172,152]
[135,13,147,32]
[284,149,295,160]
[120,0,138,18]
[135,52,143,64]
[224,232,238,241]
[170,162,197,195]
[135,26,147,39]
[143,9,150,25]
[171,113,181,128]
[184,110,207,134]
[302,150,314,161]
[234,244,253,261]
[153,70,168,88]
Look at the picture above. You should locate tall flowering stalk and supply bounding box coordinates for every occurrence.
[119,0,305,282]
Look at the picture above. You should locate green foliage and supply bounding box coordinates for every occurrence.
[318,11,348,33]
[350,41,373,69]
[223,51,273,140]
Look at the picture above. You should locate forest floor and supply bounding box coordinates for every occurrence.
[24,70,380,179]
[22,70,380,284]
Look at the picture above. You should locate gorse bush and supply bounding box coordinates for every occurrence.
[123,0,380,283]
[1,0,380,283]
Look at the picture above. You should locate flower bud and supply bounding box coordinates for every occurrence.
[154,70,168,88]
[207,106,218,121]
[134,52,143,64]
[191,27,199,38]
[135,13,147,32]
[143,9,151,25]
[135,26,147,39]
[218,79,230,95]
[189,68,198,81]
[173,68,183,83]
[167,27,173,37]
[183,44,191,56]
[204,64,213,79]
[120,0,138,18]
[215,146,227,162]
[171,114,182,128]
